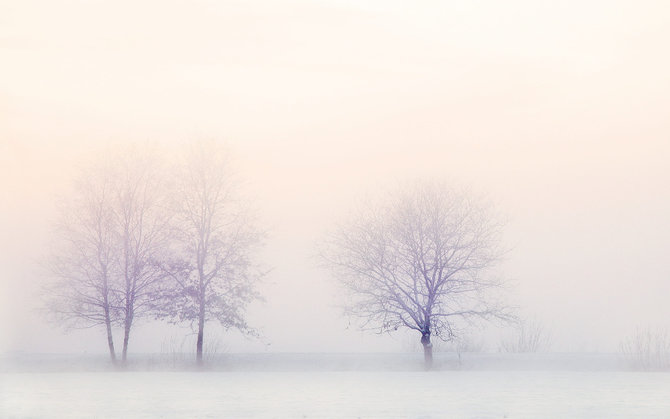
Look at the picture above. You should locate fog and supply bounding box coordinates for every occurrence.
[2,0,670,359]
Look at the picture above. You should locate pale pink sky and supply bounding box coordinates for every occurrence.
[2,0,669,353]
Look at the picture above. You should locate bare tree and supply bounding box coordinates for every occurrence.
[44,166,119,363]
[156,141,264,366]
[113,152,172,363]
[44,148,171,364]
[320,181,513,369]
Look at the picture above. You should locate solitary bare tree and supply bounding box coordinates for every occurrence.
[321,181,512,369]
[155,142,264,366]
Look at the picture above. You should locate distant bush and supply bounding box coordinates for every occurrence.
[620,326,670,371]
[499,318,552,353]
[442,335,487,354]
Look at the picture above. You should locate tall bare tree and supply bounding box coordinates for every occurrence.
[156,142,264,366]
[44,148,170,364]
[45,164,120,363]
[113,152,172,363]
[321,181,513,369]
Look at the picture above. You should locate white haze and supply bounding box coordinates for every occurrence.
[1,0,670,356]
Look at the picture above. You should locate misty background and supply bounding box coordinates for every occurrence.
[1,0,669,355]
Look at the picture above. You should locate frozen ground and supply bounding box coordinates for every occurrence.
[2,354,670,418]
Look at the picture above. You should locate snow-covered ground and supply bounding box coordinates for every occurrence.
[2,354,670,418]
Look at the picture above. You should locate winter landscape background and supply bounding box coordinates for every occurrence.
[2,0,670,417]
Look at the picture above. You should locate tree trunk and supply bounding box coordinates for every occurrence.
[421,331,433,370]
[102,279,116,364]
[121,308,133,364]
[104,314,116,364]
[122,321,131,364]
[196,303,205,366]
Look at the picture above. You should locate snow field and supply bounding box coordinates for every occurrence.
[2,370,670,418]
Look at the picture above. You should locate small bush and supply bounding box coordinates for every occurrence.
[499,318,551,353]
[620,326,670,371]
